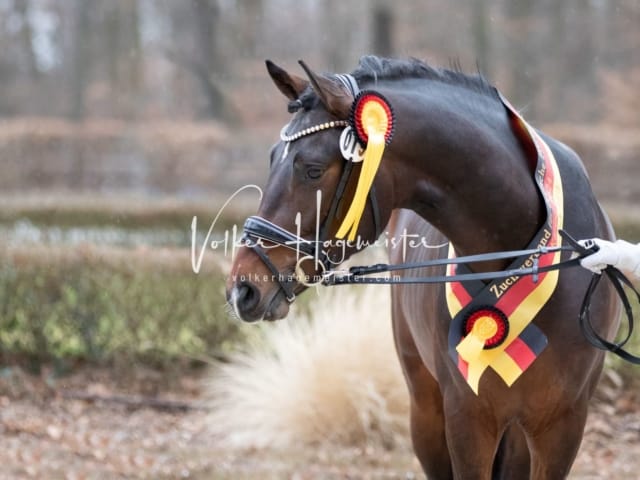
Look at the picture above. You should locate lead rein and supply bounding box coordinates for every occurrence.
[322,242,580,286]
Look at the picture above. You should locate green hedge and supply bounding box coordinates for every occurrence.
[0,246,246,369]
[0,238,638,374]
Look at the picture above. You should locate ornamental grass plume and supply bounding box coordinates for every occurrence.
[208,285,410,449]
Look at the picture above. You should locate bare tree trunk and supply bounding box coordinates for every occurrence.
[190,0,227,120]
[371,4,394,57]
[123,0,143,95]
[104,0,143,118]
[569,0,598,120]
[105,5,119,88]
[68,0,92,190]
[322,0,352,71]
[14,0,39,80]
[70,0,91,121]
[548,0,569,121]
[472,0,491,77]
[237,0,263,57]
[506,0,538,119]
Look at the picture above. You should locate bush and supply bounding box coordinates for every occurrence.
[208,285,410,449]
[0,244,245,369]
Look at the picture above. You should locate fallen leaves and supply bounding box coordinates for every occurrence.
[0,364,637,479]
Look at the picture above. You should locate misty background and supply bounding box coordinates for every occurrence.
[0,0,638,205]
[0,1,639,477]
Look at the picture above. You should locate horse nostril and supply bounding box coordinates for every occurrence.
[235,281,260,314]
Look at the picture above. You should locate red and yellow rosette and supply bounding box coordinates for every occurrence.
[457,307,509,363]
[336,91,394,241]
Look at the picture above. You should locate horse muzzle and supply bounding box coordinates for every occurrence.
[225,235,299,322]
[226,277,291,322]
[226,215,339,322]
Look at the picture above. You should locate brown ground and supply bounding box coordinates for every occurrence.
[0,365,638,480]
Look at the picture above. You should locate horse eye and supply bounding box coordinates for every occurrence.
[306,167,324,180]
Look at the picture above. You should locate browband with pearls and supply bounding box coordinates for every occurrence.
[280,120,349,143]
[279,73,359,144]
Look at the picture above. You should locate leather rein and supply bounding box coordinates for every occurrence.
[243,213,640,364]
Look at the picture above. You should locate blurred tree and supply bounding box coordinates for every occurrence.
[505,0,539,119]
[14,0,39,80]
[320,0,354,72]
[69,0,91,120]
[104,0,143,118]
[547,0,570,121]
[0,0,635,125]
[567,0,598,119]
[544,0,599,122]
[190,0,224,119]
[472,0,491,77]
[237,0,263,58]
[371,3,394,57]
[163,0,235,121]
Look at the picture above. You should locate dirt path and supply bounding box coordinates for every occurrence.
[0,367,637,479]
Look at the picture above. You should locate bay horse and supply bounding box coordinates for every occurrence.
[225,56,619,479]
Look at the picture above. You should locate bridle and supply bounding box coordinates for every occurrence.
[241,74,382,303]
[241,152,383,302]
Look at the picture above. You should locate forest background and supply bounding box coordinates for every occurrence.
[0,1,638,477]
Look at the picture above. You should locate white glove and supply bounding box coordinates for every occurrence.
[579,238,640,280]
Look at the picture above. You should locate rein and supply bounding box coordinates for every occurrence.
[242,215,640,364]
[322,244,579,286]
[322,229,640,365]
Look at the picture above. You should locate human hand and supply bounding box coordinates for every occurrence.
[579,238,640,280]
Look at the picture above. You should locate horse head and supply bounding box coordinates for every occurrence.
[226,60,395,322]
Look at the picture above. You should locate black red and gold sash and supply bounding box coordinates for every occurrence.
[447,93,565,395]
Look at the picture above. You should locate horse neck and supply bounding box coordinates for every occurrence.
[387,87,544,271]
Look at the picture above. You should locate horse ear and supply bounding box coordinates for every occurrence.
[266,60,309,101]
[298,60,353,119]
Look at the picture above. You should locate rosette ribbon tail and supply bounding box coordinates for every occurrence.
[335,93,393,241]
[335,130,385,241]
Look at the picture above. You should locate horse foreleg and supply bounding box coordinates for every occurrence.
[524,401,589,480]
[408,371,452,479]
[443,400,503,480]
[393,310,452,478]
[492,423,531,479]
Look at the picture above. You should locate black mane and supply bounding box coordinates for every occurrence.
[351,55,497,99]
[292,55,498,112]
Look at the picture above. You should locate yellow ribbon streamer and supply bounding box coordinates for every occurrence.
[336,101,389,241]
[456,315,499,364]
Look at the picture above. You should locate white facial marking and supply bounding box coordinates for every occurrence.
[230,286,242,320]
